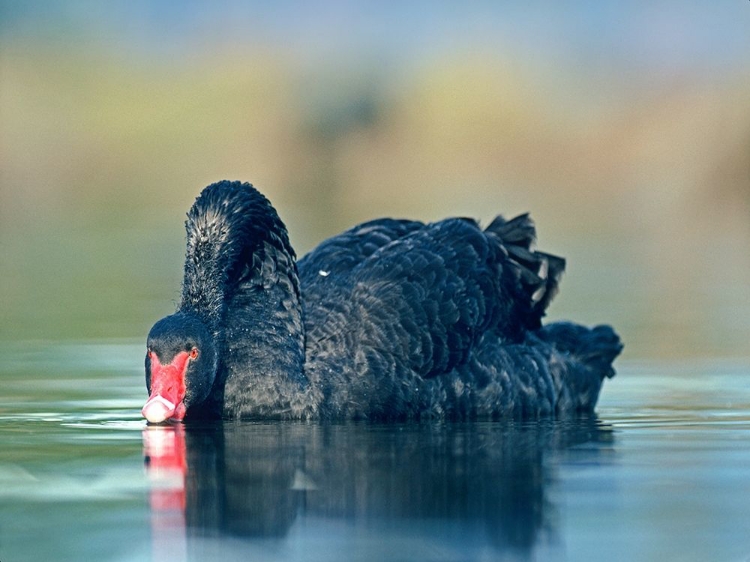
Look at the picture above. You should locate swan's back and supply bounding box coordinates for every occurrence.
[297,213,617,419]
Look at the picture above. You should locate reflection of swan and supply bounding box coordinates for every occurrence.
[143,420,613,557]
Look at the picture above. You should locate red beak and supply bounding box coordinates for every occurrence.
[142,351,190,424]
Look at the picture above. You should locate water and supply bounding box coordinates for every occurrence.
[1,342,750,562]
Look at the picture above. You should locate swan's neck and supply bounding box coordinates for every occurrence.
[175,182,317,418]
[218,268,313,419]
[178,182,300,330]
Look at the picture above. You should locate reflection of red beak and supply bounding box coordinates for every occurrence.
[142,351,190,424]
[143,425,187,560]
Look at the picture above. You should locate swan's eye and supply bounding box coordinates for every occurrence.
[189,347,199,360]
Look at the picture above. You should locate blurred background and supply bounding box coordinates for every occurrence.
[1,1,748,359]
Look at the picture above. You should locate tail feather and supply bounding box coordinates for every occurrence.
[534,322,622,413]
[530,252,565,316]
[539,322,623,379]
[485,214,566,328]
[486,213,536,247]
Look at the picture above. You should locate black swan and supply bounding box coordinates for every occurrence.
[142,181,621,423]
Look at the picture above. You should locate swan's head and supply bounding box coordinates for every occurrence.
[142,313,217,424]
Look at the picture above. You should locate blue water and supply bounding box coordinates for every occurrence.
[1,342,750,562]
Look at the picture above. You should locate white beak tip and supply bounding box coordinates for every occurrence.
[142,395,177,424]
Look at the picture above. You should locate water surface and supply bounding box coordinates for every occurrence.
[1,342,750,562]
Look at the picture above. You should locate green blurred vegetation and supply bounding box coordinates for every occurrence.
[1,18,749,359]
